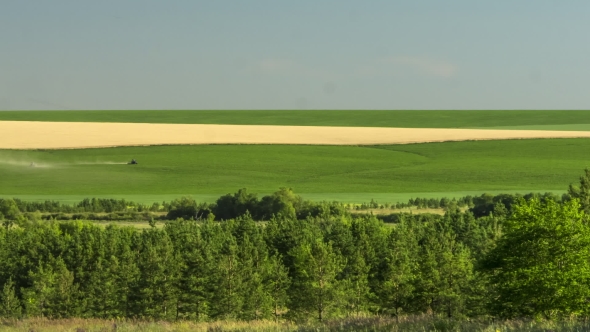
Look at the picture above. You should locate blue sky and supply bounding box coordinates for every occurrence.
[1,0,589,110]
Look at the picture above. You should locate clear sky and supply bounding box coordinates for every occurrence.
[1,1,589,110]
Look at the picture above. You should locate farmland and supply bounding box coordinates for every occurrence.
[1,138,587,203]
[3,111,590,325]
[2,110,590,203]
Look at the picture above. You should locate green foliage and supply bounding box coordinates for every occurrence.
[258,188,300,220]
[130,228,180,320]
[409,220,476,319]
[266,254,291,321]
[214,188,259,220]
[483,198,590,319]
[22,257,78,318]
[167,188,344,221]
[288,239,345,321]
[379,221,417,318]
[166,220,214,321]
[0,199,20,226]
[166,196,201,220]
[567,168,590,214]
[210,233,244,319]
[0,279,21,318]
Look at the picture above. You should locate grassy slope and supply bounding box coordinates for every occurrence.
[2,110,590,128]
[0,139,587,202]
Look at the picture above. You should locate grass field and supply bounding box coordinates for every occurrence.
[2,110,590,129]
[0,138,587,203]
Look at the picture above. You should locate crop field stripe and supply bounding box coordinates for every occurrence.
[1,110,590,129]
[4,121,590,149]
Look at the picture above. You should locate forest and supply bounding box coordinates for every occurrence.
[0,170,589,324]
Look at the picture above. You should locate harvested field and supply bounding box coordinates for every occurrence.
[3,121,590,149]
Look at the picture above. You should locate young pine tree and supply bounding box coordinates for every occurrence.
[22,257,78,318]
[414,227,474,318]
[169,222,214,321]
[85,255,123,318]
[130,229,180,320]
[266,254,291,322]
[0,278,22,318]
[210,233,244,319]
[239,233,273,321]
[344,248,372,316]
[288,239,345,322]
[379,224,417,320]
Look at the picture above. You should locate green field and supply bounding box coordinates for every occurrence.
[1,138,587,203]
[2,110,590,129]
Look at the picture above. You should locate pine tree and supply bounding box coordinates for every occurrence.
[568,168,590,214]
[130,229,180,320]
[168,221,213,321]
[379,224,417,320]
[62,224,107,317]
[22,257,78,318]
[344,248,372,316]
[266,254,290,321]
[288,239,344,322]
[210,233,243,319]
[107,226,140,318]
[241,267,271,320]
[415,228,474,318]
[436,233,473,318]
[85,255,122,318]
[0,278,21,318]
[239,233,273,321]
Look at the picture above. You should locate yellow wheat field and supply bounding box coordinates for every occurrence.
[2,121,590,149]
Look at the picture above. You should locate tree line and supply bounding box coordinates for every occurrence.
[0,187,575,224]
[0,170,589,322]
[0,205,497,321]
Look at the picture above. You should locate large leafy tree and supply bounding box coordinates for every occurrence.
[483,198,590,319]
[214,188,259,221]
[258,188,301,220]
